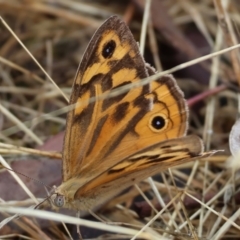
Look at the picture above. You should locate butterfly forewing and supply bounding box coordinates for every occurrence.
[62,16,188,184]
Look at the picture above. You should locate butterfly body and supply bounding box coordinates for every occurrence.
[51,16,204,211]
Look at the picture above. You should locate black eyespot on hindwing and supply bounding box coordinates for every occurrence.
[102,40,116,59]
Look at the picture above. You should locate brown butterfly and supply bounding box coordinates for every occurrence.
[51,16,205,211]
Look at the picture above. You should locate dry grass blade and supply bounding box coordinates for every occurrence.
[0,207,154,239]
[0,142,62,159]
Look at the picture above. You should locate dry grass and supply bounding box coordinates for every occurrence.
[0,0,240,239]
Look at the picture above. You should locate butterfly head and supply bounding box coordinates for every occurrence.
[53,193,65,208]
[50,179,94,210]
[50,181,76,209]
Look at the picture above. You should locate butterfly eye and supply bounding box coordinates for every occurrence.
[102,40,116,58]
[149,114,167,132]
[54,194,65,207]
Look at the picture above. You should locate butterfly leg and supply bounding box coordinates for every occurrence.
[89,209,106,223]
[76,211,83,240]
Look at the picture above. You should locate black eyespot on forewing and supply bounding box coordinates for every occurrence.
[102,40,116,59]
[151,116,165,130]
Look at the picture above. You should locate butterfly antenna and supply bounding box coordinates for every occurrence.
[2,165,52,190]
[34,193,54,210]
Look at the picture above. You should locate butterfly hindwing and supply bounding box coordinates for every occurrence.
[74,135,203,205]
